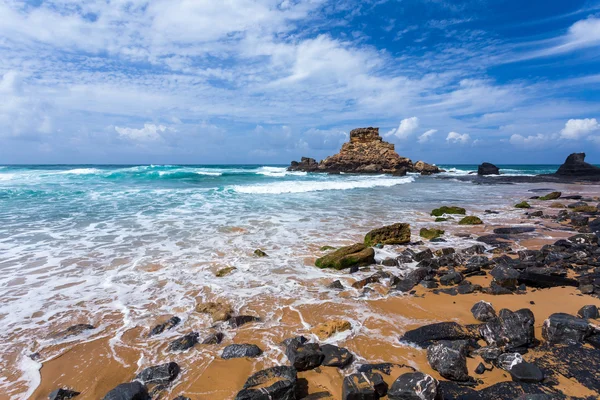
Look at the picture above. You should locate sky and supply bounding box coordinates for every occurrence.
[1,0,600,164]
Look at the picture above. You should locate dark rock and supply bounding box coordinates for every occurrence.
[387,372,441,400]
[136,362,180,384]
[568,233,598,245]
[201,332,224,345]
[285,342,324,371]
[542,313,593,345]
[472,346,503,364]
[439,270,463,286]
[49,389,80,400]
[172,397,191,400]
[555,153,600,176]
[490,265,519,289]
[462,245,487,255]
[327,280,345,290]
[149,316,181,337]
[493,227,536,235]
[342,372,387,400]
[466,255,493,270]
[509,362,544,383]
[477,234,513,247]
[316,243,376,270]
[534,344,600,393]
[168,332,198,352]
[222,344,263,359]
[281,336,308,348]
[321,344,354,368]
[427,340,470,382]
[430,206,466,217]
[586,333,600,348]
[484,281,514,295]
[578,305,599,319]
[478,162,500,175]
[288,157,319,172]
[102,382,150,400]
[518,270,578,289]
[590,218,600,234]
[571,214,590,227]
[568,201,589,209]
[471,301,497,322]
[480,308,535,350]
[414,249,434,262]
[392,267,431,292]
[497,352,523,371]
[474,363,486,375]
[400,322,477,347]
[528,210,544,217]
[381,257,398,267]
[228,315,261,328]
[235,366,297,400]
[456,281,481,295]
[421,280,438,289]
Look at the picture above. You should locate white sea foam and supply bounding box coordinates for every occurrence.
[231,176,415,194]
[256,166,306,177]
[58,168,103,175]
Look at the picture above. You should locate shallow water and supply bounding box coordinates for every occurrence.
[0,164,590,398]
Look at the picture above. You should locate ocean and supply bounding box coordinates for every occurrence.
[0,164,580,397]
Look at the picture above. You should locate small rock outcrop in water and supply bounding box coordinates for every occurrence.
[364,223,411,246]
[478,162,500,175]
[49,389,80,400]
[289,127,438,175]
[555,153,600,176]
[102,382,149,400]
[235,366,297,400]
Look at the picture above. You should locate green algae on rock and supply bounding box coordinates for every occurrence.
[458,216,483,225]
[431,206,466,217]
[420,228,445,240]
[320,245,336,251]
[539,192,562,201]
[315,243,375,270]
[515,201,531,209]
[216,266,237,277]
[254,249,268,257]
[364,223,411,246]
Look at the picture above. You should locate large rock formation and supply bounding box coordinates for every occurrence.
[555,153,600,177]
[289,127,437,175]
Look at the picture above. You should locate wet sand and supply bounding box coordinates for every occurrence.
[13,186,600,399]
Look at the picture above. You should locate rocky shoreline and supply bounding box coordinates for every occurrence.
[34,187,600,400]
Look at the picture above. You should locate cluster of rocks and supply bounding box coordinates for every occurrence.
[399,301,600,398]
[289,127,441,175]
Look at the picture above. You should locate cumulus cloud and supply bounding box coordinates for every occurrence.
[446,131,470,144]
[418,129,437,143]
[115,124,170,141]
[386,117,420,139]
[509,133,550,148]
[560,118,599,140]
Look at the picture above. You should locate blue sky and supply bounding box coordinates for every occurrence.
[0,0,599,164]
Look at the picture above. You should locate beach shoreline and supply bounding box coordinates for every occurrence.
[7,180,597,400]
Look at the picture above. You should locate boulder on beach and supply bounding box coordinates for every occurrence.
[542,313,593,345]
[149,316,180,337]
[431,206,466,217]
[342,371,388,399]
[515,201,531,209]
[222,344,263,359]
[471,301,497,322]
[168,332,199,352]
[364,223,411,246]
[555,153,600,177]
[539,191,561,200]
[315,243,375,270]
[196,301,233,322]
[427,340,471,382]
[49,389,80,400]
[458,216,483,225]
[480,308,535,350]
[320,344,354,368]
[102,382,149,400]
[285,342,324,371]
[400,322,478,347]
[420,228,444,240]
[136,362,180,384]
[388,372,441,400]
[235,366,297,400]
[478,162,500,175]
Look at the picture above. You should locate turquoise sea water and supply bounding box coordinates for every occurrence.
[0,163,583,397]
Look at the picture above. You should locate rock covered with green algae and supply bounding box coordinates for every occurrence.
[458,216,483,225]
[515,201,531,209]
[420,228,445,240]
[431,206,466,217]
[364,223,411,246]
[254,249,268,257]
[315,243,375,270]
[539,191,561,201]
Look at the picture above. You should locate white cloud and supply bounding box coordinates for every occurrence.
[446,131,470,144]
[509,133,550,148]
[418,129,437,143]
[386,117,420,139]
[560,118,599,139]
[115,124,170,141]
